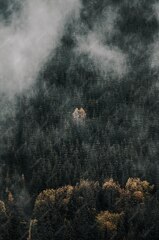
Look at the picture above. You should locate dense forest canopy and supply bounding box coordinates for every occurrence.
[1,0,159,239]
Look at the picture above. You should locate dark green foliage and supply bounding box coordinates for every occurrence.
[0,0,159,239]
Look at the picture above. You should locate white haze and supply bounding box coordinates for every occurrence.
[76,32,127,77]
[0,0,81,95]
[75,7,127,78]
[151,3,159,71]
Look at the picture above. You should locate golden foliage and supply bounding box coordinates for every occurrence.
[96,211,123,232]
[0,200,6,214]
[133,191,144,201]
[117,178,154,206]
[72,107,86,121]
[77,180,99,191]
[103,179,121,191]
[36,189,55,201]
[55,185,74,205]
[79,108,86,118]
[35,186,74,208]
[125,178,153,193]
[35,189,56,208]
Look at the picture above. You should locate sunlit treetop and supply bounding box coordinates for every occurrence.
[125,178,154,193]
[72,107,86,123]
[103,178,121,191]
[0,201,6,214]
[96,211,124,232]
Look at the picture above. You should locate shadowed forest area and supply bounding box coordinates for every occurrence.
[1,0,159,239]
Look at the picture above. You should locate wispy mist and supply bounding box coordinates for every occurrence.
[75,6,127,79]
[0,0,81,95]
[150,2,159,70]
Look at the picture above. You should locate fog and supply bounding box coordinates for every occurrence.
[0,0,81,95]
[75,6,127,79]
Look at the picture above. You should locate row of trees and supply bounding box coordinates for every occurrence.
[1,178,158,240]
[28,178,159,239]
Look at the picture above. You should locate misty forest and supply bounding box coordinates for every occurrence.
[1,0,159,239]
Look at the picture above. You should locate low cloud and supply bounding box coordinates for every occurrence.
[0,0,81,95]
[75,6,127,79]
[76,32,127,77]
[150,2,159,70]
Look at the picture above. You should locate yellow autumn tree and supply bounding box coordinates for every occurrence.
[117,178,154,211]
[0,200,8,239]
[96,211,124,239]
[31,186,74,240]
[125,178,153,202]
